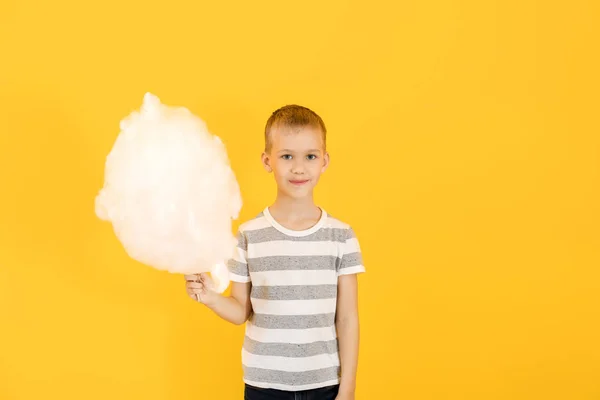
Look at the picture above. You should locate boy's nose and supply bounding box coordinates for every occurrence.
[291,162,305,174]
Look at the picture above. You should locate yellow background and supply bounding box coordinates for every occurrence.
[1,0,599,399]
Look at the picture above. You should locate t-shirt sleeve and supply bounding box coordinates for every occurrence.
[337,227,366,276]
[227,229,251,283]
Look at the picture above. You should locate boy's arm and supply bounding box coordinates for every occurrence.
[187,276,252,325]
[207,281,252,325]
[335,273,360,397]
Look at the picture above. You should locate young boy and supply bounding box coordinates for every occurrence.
[185,105,365,400]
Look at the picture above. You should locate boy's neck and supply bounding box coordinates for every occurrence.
[269,191,319,219]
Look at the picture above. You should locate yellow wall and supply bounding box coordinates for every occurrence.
[1,1,599,399]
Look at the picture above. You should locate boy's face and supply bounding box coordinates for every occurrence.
[261,125,329,200]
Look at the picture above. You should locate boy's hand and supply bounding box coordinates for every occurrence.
[335,388,355,400]
[185,273,218,307]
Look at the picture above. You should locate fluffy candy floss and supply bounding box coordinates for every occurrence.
[95,93,242,293]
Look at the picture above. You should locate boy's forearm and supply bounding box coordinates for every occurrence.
[206,294,248,325]
[336,315,360,393]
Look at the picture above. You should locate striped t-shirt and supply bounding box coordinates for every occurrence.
[227,206,365,391]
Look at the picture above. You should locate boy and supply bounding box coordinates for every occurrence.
[185,105,365,400]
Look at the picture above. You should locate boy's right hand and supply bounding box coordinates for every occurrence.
[185,273,218,307]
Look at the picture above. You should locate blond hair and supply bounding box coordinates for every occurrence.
[264,105,327,153]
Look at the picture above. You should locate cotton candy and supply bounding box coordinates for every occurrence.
[95,93,241,293]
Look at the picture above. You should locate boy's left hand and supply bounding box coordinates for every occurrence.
[335,391,355,400]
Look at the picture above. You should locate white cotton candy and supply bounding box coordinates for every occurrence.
[95,93,242,293]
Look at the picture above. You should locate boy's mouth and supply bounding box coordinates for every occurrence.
[289,179,309,186]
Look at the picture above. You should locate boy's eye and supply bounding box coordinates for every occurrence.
[280,154,317,160]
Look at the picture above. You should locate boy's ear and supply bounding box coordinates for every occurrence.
[261,152,273,173]
[321,152,330,173]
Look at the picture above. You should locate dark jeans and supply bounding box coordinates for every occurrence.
[244,384,339,400]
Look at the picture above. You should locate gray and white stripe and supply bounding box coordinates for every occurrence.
[227,209,365,391]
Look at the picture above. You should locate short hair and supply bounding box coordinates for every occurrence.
[264,105,327,153]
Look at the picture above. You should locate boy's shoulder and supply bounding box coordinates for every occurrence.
[236,209,269,233]
[321,212,352,230]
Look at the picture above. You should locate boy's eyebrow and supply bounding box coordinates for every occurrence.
[277,149,321,153]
